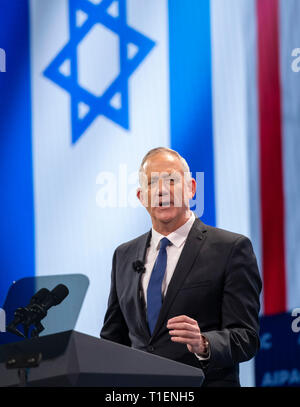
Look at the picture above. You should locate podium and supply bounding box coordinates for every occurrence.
[0,330,204,387]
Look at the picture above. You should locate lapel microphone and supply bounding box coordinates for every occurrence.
[132,260,146,273]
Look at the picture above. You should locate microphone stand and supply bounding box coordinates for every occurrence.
[6,352,42,387]
[6,285,68,386]
[6,307,44,387]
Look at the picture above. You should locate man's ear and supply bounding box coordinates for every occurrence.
[190,178,196,199]
[184,177,196,204]
[137,187,144,206]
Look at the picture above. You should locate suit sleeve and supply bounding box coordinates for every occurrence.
[201,236,262,372]
[100,249,131,346]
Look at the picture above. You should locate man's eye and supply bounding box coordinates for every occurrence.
[168,177,179,184]
[149,179,158,185]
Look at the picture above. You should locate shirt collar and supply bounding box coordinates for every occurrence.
[151,211,196,249]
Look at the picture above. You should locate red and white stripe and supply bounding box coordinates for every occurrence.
[211,0,300,385]
[257,0,287,315]
[211,0,300,317]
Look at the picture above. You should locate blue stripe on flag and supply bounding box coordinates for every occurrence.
[168,0,216,226]
[0,0,35,306]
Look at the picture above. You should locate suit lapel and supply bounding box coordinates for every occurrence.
[132,230,152,339]
[150,217,208,340]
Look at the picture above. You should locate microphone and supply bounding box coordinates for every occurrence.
[29,288,51,306]
[132,260,146,273]
[39,284,69,311]
[27,284,69,323]
[6,288,50,337]
[25,284,69,337]
[7,284,69,338]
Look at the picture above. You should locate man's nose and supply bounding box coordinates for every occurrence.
[158,179,170,195]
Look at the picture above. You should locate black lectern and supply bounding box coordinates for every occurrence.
[0,330,204,387]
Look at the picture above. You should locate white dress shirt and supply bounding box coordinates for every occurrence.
[141,211,210,361]
[141,211,195,305]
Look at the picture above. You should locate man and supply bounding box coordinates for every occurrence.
[100,147,262,387]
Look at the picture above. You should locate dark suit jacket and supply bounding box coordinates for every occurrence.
[100,217,262,387]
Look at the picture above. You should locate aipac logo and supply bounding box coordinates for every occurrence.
[0,308,6,332]
[0,48,6,72]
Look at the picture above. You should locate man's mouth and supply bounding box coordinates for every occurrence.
[158,201,172,207]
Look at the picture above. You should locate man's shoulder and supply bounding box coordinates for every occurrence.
[200,220,251,247]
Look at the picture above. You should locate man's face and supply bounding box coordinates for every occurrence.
[137,153,196,225]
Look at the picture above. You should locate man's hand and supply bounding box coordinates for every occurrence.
[167,315,208,355]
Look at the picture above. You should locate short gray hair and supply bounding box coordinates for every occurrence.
[138,147,191,186]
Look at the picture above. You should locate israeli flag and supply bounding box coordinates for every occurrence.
[29,0,170,336]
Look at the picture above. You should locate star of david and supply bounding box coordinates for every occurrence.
[43,0,155,144]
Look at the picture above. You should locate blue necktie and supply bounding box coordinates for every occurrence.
[147,237,171,335]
